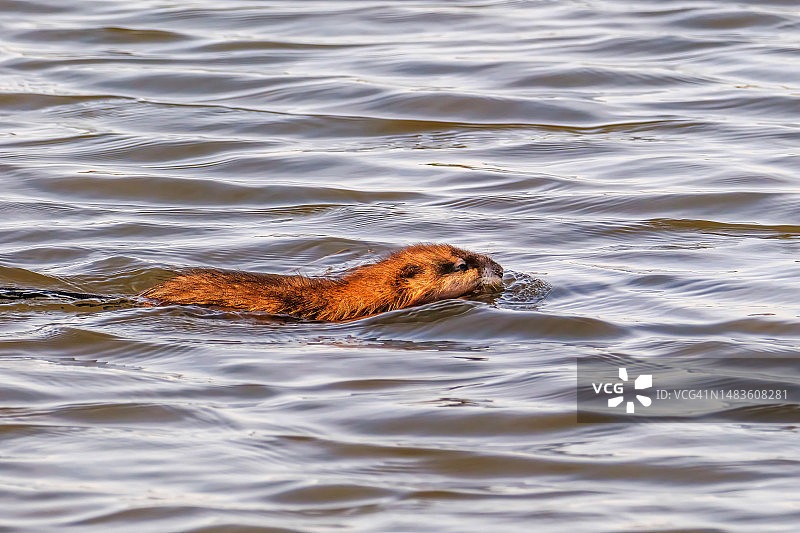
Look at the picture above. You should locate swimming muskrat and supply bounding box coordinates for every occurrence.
[139,244,504,321]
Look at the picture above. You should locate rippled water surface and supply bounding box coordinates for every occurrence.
[2,1,800,531]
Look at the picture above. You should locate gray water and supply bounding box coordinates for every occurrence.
[1,1,799,531]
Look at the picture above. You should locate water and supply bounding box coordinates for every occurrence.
[1,0,799,531]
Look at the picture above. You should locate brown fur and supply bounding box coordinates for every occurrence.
[139,244,503,321]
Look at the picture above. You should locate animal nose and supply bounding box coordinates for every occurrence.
[491,260,503,277]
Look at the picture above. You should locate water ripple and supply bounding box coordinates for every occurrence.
[2,0,800,531]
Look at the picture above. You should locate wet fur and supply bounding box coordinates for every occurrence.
[139,244,503,321]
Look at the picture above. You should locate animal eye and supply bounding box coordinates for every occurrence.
[454,260,468,272]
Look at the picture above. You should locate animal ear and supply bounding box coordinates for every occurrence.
[398,264,421,279]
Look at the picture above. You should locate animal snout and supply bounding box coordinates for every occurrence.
[480,259,504,290]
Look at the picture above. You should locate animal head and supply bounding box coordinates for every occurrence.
[387,244,504,305]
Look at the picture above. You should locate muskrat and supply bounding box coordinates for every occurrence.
[139,244,504,321]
